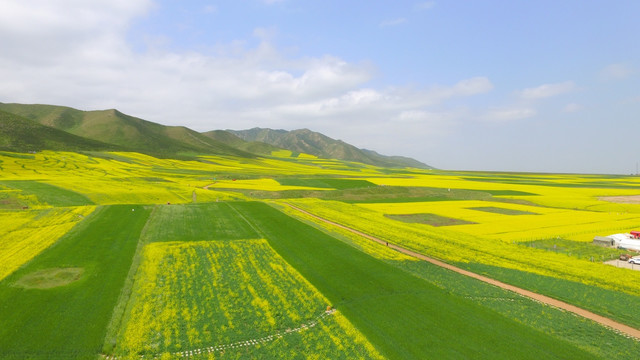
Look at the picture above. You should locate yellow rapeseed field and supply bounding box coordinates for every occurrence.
[0,206,95,281]
[283,198,640,296]
[115,240,384,359]
[360,200,640,243]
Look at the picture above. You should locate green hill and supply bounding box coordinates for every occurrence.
[0,103,431,167]
[0,110,118,153]
[201,130,282,155]
[229,127,432,169]
[0,103,252,158]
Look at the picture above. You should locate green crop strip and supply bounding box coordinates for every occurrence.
[0,205,151,360]
[0,180,94,206]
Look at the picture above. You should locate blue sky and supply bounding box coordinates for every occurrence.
[0,1,638,173]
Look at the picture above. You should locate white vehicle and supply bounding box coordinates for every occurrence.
[629,257,640,265]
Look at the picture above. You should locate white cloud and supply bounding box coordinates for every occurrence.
[449,77,494,96]
[600,63,635,81]
[562,103,582,113]
[0,0,151,62]
[519,81,576,100]
[380,18,407,27]
[482,107,536,123]
[415,1,436,10]
[391,110,456,134]
[203,5,217,14]
[0,0,493,161]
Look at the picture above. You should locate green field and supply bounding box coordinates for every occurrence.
[0,180,94,207]
[0,205,151,359]
[138,203,258,242]
[1,150,640,359]
[277,178,377,190]
[230,202,600,359]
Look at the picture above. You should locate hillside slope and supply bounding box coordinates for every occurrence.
[229,127,431,168]
[201,130,282,155]
[0,110,118,152]
[0,103,252,157]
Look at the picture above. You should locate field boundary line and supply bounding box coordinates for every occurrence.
[226,202,266,238]
[285,203,640,341]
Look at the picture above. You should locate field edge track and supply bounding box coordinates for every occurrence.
[285,203,640,341]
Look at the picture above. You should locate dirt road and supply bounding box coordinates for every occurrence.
[599,195,640,204]
[286,204,640,341]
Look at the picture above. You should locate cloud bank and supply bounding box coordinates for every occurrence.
[0,0,495,156]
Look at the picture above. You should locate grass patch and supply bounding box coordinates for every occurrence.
[229,202,597,360]
[0,151,35,159]
[142,203,258,242]
[469,206,538,215]
[384,213,476,226]
[521,238,629,262]
[13,267,84,289]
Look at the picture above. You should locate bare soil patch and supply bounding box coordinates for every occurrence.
[384,213,476,227]
[599,195,640,204]
[469,206,538,215]
[13,267,84,289]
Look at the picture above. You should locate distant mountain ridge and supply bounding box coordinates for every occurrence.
[0,103,431,168]
[229,127,431,169]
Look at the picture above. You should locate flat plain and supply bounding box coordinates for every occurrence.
[1,150,640,359]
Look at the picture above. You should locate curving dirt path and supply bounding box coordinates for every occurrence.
[286,203,640,341]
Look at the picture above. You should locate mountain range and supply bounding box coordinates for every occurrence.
[229,128,430,169]
[0,103,431,169]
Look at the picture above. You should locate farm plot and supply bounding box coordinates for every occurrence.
[0,205,151,360]
[0,206,95,281]
[230,202,598,360]
[112,240,383,359]
[363,173,640,213]
[276,178,376,190]
[359,200,640,243]
[139,202,260,242]
[283,199,640,325]
[277,203,640,359]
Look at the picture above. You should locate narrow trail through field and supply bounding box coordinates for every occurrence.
[102,309,337,359]
[286,203,640,341]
